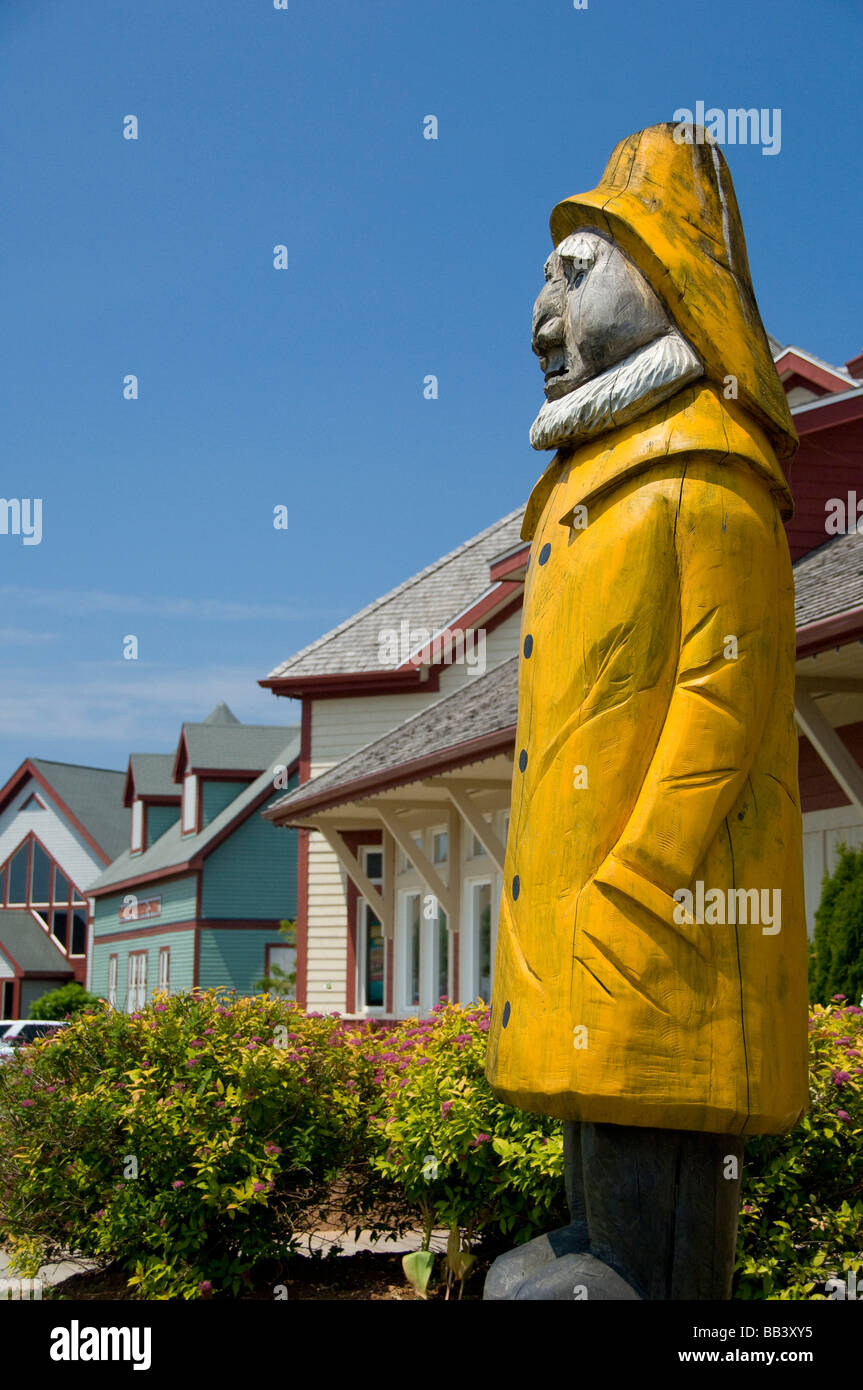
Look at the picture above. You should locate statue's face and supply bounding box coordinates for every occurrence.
[532,229,671,400]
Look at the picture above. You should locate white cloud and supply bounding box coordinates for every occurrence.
[0,586,336,624]
[0,627,59,645]
[0,662,298,746]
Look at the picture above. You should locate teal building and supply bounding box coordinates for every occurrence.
[88,703,299,1010]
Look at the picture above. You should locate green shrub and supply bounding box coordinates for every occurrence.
[28,983,102,1020]
[0,991,368,1298]
[810,842,863,1006]
[1,991,861,1300]
[734,999,863,1299]
[361,1002,566,1251]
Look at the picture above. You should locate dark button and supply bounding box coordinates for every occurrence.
[502,1001,511,1029]
[518,749,528,772]
[523,634,533,658]
[512,874,520,900]
[538,543,551,565]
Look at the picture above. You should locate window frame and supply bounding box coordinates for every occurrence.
[355,844,386,1016]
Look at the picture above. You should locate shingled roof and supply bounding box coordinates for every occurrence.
[266,661,518,821]
[793,529,863,627]
[264,509,525,680]
[0,909,75,975]
[29,760,128,863]
[127,754,179,801]
[91,729,301,894]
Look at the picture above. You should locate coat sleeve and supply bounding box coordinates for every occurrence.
[593,466,783,923]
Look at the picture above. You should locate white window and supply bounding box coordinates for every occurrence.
[127,951,148,1012]
[470,880,494,1004]
[432,830,449,865]
[400,892,450,1014]
[182,774,197,834]
[107,955,118,1009]
[158,946,170,992]
[404,891,422,1010]
[131,799,144,853]
[267,945,296,998]
[357,847,385,1012]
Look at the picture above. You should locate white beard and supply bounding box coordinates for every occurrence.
[529,329,704,452]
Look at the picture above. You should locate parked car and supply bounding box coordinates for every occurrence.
[0,1019,69,1060]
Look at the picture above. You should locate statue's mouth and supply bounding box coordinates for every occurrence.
[543,364,574,400]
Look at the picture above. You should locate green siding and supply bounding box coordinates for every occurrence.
[93,874,198,937]
[201,780,248,829]
[146,805,179,848]
[90,928,196,1007]
[197,927,286,994]
[201,785,298,921]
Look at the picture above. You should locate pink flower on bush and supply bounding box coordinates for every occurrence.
[832,1070,852,1085]
[198,1281,213,1297]
[470,1133,492,1147]
[844,1006,863,1016]
[252,1182,268,1193]
[154,1004,168,1013]
[845,1049,862,1058]
[20,1099,34,1108]
[832,994,847,1002]
[264,1143,281,1156]
[837,1110,852,1122]
[172,1180,185,1190]
[440,1101,453,1117]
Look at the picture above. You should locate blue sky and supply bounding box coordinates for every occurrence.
[1,0,860,773]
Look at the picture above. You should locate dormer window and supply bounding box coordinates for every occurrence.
[182,773,198,835]
[131,799,144,853]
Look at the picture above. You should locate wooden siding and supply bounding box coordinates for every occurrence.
[200,792,298,921]
[146,804,179,848]
[201,780,245,828]
[197,926,286,994]
[93,874,198,937]
[798,720,863,812]
[90,927,195,1007]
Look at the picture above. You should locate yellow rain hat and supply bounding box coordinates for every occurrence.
[549,123,798,464]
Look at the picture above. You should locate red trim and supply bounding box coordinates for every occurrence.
[90,759,299,898]
[489,545,530,583]
[300,701,312,783]
[0,760,112,865]
[295,828,309,1008]
[260,669,438,700]
[794,390,863,435]
[265,726,517,824]
[846,351,863,379]
[342,830,382,1015]
[95,918,286,945]
[776,350,853,395]
[193,923,200,987]
[172,732,191,784]
[398,590,524,672]
[796,605,863,659]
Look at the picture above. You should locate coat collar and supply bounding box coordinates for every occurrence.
[521,381,793,542]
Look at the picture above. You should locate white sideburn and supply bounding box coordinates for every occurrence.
[529,329,703,452]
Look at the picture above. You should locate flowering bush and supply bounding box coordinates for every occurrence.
[0,990,368,1298]
[734,998,863,1299]
[361,1002,566,1250]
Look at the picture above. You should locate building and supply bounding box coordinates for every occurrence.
[0,758,128,1017]
[261,343,863,1022]
[87,703,300,1011]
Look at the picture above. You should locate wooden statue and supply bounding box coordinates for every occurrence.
[484,123,809,1301]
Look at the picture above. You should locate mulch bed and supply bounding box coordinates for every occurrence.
[49,1250,493,1301]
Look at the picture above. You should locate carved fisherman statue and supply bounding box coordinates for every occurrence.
[484,123,809,1301]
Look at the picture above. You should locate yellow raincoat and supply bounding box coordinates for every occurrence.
[486,126,809,1137]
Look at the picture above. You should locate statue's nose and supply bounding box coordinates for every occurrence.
[532,280,566,359]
